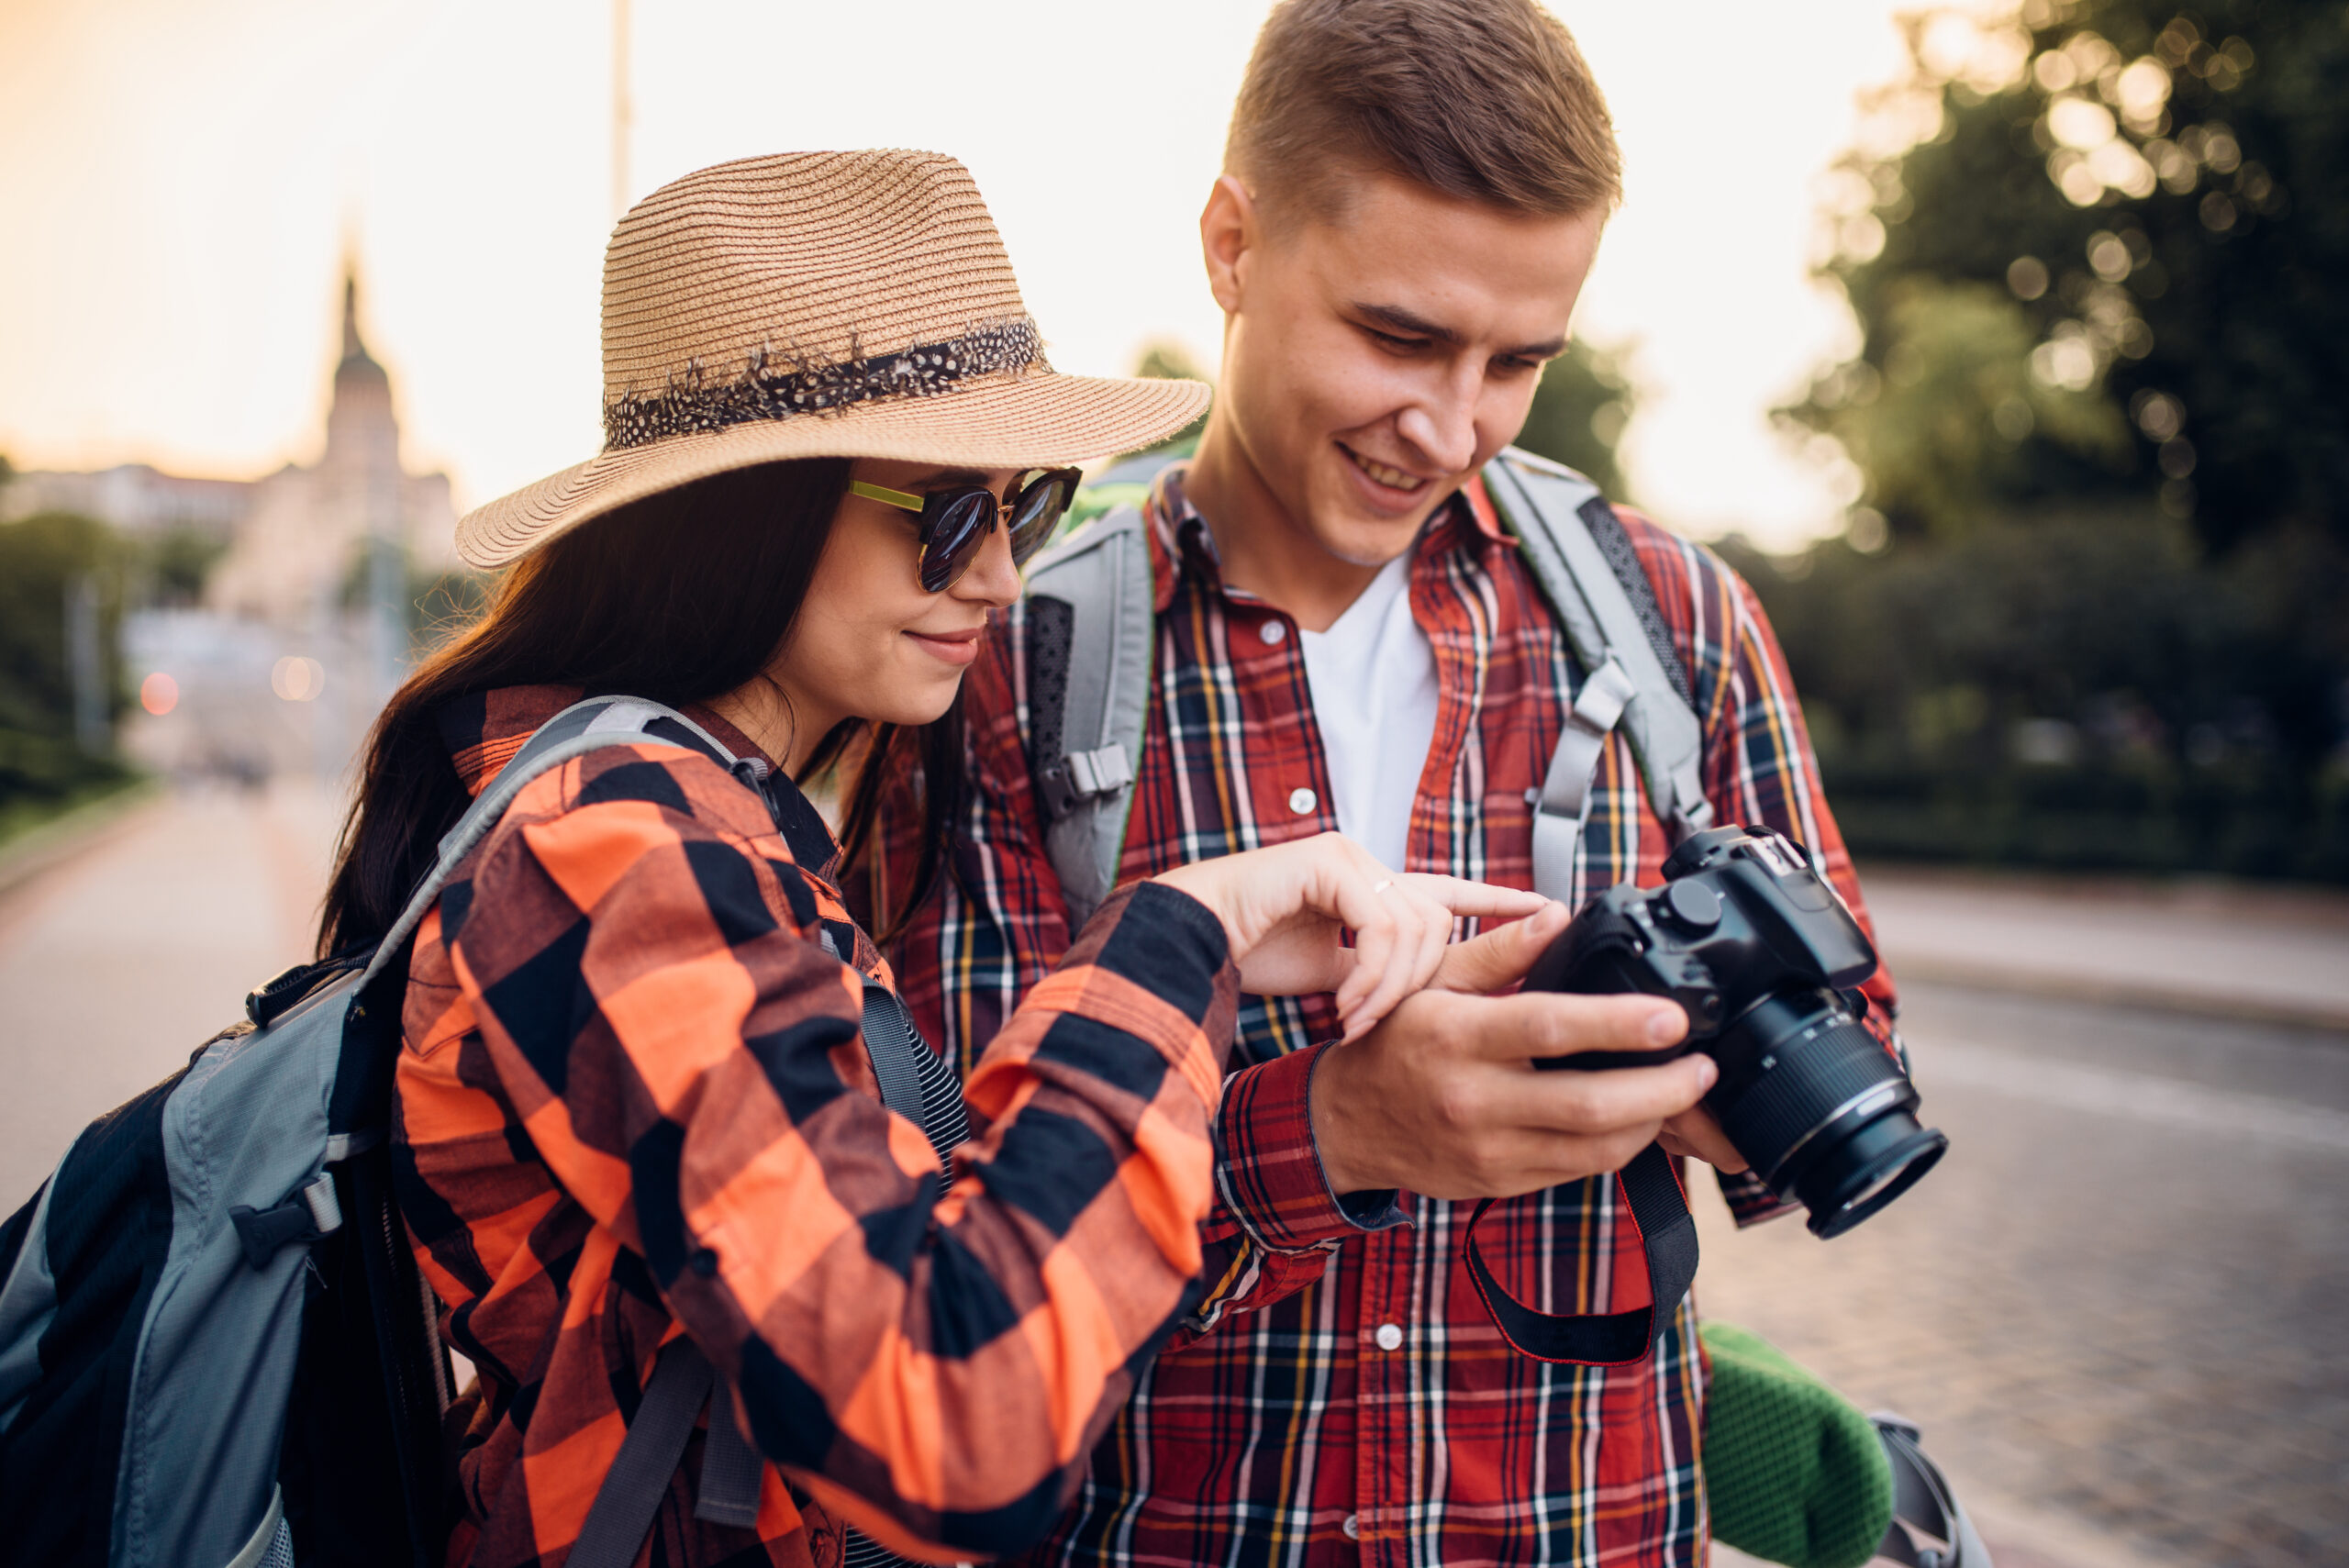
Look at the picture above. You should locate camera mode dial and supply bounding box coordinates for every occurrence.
[1663,880,1722,932]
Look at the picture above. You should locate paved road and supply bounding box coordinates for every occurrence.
[0,781,340,1202]
[3,795,2344,1567]
[1697,980,2349,1568]
[1858,867,2349,1031]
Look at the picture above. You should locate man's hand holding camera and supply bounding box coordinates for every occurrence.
[1311,900,1749,1202]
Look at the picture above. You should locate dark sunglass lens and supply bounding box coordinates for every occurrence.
[1008,475,1074,562]
[919,490,996,592]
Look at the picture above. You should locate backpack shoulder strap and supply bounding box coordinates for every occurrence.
[356,696,738,989]
[1478,447,1715,899]
[1021,505,1154,932]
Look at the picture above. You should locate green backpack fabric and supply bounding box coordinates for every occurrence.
[1701,1321,1894,1568]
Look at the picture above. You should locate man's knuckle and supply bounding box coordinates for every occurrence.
[1432,1080,1479,1134]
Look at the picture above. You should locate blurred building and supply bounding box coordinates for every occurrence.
[207,272,459,626]
[4,269,459,627]
[0,463,249,541]
[19,267,471,788]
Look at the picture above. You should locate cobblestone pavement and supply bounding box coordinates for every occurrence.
[1694,980,2349,1568]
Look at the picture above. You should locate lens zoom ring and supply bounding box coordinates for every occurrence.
[1720,1018,1906,1183]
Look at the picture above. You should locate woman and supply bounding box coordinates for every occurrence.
[320,151,1538,1568]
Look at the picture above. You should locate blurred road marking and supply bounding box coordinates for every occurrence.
[1924,1039,2349,1157]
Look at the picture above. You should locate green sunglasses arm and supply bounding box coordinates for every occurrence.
[848,479,927,513]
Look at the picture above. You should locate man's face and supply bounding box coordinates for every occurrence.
[1204,170,1607,568]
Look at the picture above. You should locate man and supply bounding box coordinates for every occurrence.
[875,2,1900,1562]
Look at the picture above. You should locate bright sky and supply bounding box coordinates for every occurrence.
[0,0,1935,550]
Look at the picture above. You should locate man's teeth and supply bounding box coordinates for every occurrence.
[1350,450,1426,491]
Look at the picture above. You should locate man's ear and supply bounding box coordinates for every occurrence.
[1199,174,1258,315]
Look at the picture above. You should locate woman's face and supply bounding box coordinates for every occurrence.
[764,458,1026,763]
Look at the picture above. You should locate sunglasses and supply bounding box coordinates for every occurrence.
[849,467,1083,592]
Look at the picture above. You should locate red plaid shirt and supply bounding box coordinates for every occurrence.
[877,467,1898,1568]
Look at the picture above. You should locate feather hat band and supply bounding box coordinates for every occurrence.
[454,150,1209,569]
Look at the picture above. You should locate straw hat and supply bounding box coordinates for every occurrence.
[455,150,1210,569]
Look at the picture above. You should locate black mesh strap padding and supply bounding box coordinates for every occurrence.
[1023,595,1080,821]
[1576,495,1694,703]
[1462,1143,1700,1365]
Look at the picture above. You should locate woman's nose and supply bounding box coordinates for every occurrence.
[953,517,1024,607]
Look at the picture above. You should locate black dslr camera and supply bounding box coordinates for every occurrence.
[1525,825,1946,1238]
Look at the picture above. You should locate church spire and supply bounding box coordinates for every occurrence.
[341,266,365,362]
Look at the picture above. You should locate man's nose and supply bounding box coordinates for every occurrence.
[1396,370,1482,473]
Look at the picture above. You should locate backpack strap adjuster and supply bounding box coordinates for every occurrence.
[1037,744,1132,824]
[228,1173,343,1270]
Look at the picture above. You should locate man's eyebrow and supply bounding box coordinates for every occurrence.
[1352,302,1464,346]
[1349,301,1566,361]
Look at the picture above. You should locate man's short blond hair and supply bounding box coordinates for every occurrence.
[1225,0,1621,228]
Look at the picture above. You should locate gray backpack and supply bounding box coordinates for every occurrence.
[0,695,952,1568]
[1025,445,1713,927]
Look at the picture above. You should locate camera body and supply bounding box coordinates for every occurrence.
[1525,825,1946,1237]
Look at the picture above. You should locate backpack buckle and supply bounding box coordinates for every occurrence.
[1039,744,1131,823]
[245,951,367,1028]
[228,1173,343,1269]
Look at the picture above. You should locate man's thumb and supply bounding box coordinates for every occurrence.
[1432,901,1567,995]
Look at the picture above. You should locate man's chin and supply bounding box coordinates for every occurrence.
[1311,478,1456,566]
[1302,519,1429,570]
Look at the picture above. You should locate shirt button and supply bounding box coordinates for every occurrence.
[1288,786,1318,817]
[1374,1322,1403,1351]
[1341,1513,1362,1540]
[1260,618,1287,645]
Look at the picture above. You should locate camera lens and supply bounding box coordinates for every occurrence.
[1709,993,1947,1239]
[1795,1113,1947,1239]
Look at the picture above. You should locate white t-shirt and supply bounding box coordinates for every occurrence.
[1297,549,1440,873]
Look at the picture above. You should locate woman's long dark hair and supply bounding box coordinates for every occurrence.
[318,457,963,957]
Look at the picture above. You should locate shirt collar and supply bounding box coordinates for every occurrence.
[1141,460,1512,612]
[439,682,839,869]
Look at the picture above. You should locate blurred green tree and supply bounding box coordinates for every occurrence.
[140,528,228,607]
[1511,339,1635,502]
[0,511,133,827]
[1789,0,2348,552]
[1757,0,2349,879]
[1791,279,2131,542]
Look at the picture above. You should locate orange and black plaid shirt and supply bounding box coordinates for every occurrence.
[394,685,1241,1567]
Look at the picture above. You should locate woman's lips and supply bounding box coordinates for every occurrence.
[905,628,984,667]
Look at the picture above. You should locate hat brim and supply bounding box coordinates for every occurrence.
[455,371,1210,570]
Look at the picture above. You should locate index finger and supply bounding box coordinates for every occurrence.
[1395,875,1552,921]
[1460,988,1690,1063]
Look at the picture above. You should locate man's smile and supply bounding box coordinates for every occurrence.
[1339,441,1434,494]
